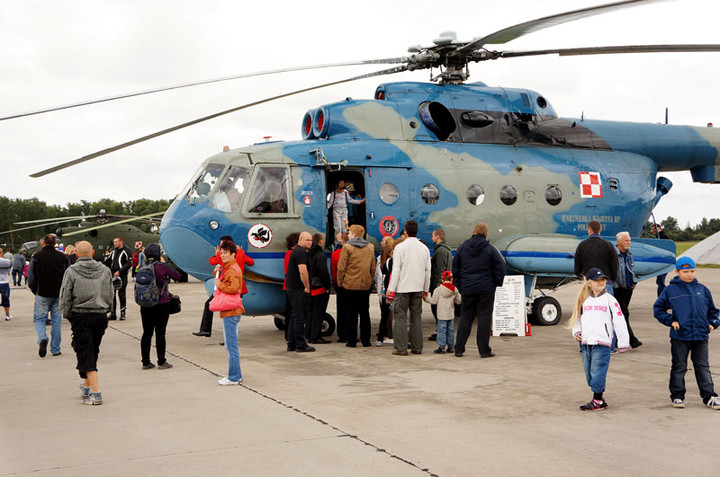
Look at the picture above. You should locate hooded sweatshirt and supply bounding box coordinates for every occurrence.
[59,257,114,318]
[452,234,506,295]
[337,237,375,290]
[425,282,461,320]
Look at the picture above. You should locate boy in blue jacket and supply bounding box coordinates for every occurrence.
[654,257,720,410]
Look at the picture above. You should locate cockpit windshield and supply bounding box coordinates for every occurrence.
[184,163,225,202]
[208,165,250,212]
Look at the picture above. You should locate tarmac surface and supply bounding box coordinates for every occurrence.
[2,270,720,476]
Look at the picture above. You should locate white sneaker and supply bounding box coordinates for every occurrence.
[672,398,685,408]
[383,338,394,344]
[374,340,383,347]
[4,315,11,321]
[706,396,720,410]
[218,377,242,386]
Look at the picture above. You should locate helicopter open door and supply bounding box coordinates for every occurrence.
[325,169,367,245]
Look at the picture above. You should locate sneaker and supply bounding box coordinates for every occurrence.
[383,338,394,344]
[52,351,62,356]
[80,385,91,399]
[4,315,11,321]
[446,346,455,354]
[375,340,383,347]
[672,398,685,408]
[142,363,156,370]
[434,347,446,354]
[39,338,48,358]
[218,377,242,386]
[83,392,103,405]
[706,396,720,410]
[120,311,126,321]
[579,399,608,411]
[157,362,173,369]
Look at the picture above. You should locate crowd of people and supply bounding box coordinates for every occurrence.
[6,218,720,412]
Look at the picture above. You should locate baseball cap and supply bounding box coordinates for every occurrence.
[585,268,608,281]
[441,270,453,279]
[675,257,696,270]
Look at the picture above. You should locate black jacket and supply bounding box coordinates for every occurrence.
[573,235,618,279]
[104,245,132,275]
[28,246,70,298]
[307,244,331,291]
[452,235,506,295]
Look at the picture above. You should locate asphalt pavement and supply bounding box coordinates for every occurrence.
[2,270,720,476]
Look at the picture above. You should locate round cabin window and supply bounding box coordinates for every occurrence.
[421,184,439,205]
[466,184,485,206]
[379,182,399,205]
[545,185,562,206]
[500,185,518,206]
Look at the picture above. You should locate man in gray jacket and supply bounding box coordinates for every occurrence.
[60,241,113,405]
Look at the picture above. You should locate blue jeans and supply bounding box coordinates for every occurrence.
[670,339,717,402]
[580,344,612,394]
[436,319,455,348]
[33,295,61,354]
[12,269,22,286]
[222,315,242,382]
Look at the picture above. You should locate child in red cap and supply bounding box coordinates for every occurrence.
[425,270,461,354]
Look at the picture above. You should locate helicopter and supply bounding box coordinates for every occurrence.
[8,0,720,326]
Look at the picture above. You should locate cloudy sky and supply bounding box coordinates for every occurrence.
[2,0,719,227]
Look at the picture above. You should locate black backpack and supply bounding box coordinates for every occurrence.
[134,262,164,307]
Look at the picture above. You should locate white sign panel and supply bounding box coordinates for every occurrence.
[492,275,526,336]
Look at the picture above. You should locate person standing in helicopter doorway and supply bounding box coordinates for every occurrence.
[103,237,132,320]
[326,180,365,246]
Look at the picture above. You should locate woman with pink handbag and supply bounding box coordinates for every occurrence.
[211,240,245,385]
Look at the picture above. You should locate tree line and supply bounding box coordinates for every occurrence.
[0,196,172,251]
[647,217,720,242]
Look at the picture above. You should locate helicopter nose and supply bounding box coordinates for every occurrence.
[160,225,216,281]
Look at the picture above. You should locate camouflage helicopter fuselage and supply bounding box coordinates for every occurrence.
[161,81,720,315]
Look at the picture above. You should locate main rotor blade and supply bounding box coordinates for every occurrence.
[14,216,87,225]
[60,211,165,237]
[459,0,669,52]
[499,44,720,58]
[30,65,407,178]
[0,220,81,235]
[1,58,408,122]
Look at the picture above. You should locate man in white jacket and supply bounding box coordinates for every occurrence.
[387,220,431,355]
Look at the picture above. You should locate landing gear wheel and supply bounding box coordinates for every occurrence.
[532,296,562,326]
[321,313,336,337]
[273,314,287,330]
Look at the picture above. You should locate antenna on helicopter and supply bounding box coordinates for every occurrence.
[665,107,669,124]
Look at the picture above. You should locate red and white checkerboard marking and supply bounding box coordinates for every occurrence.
[579,172,603,198]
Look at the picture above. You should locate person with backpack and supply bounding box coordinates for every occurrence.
[135,243,181,370]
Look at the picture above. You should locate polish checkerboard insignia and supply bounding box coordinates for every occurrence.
[579,172,602,198]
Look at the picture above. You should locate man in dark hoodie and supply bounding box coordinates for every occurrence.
[452,223,506,358]
[574,220,618,295]
[60,241,113,405]
[28,234,70,358]
[429,228,453,340]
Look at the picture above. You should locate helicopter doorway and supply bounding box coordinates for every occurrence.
[325,169,366,248]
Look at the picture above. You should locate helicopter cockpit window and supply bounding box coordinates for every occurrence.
[208,165,249,213]
[500,185,518,206]
[379,183,399,205]
[185,163,226,202]
[421,184,439,205]
[545,185,562,206]
[466,184,485,206]
[247,166,289,214]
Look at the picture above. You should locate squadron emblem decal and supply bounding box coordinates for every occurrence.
[579,172,603,198]
[379,216,399,237]
[248,223,272,248]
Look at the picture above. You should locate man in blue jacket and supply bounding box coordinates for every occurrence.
[654,256,720,410]
[452,222,506,358]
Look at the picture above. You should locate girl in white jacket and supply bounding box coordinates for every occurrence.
[568,268,630,411]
